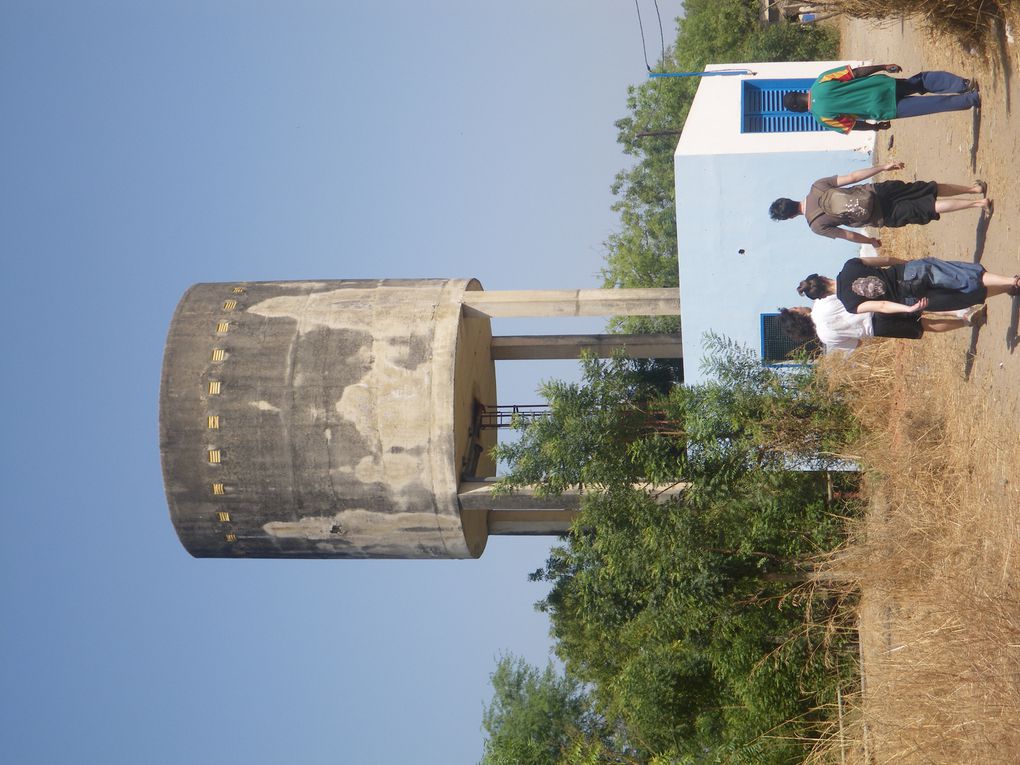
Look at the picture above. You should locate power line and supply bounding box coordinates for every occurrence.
[633,0,652,72]
[653,0,666,62]
[635,2,755,80]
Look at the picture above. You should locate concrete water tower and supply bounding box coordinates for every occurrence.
[159,279,680,559]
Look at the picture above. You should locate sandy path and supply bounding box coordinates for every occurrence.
[839,19,1020,761]
[841,16,1020,410]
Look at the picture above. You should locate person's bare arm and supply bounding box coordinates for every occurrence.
[855,297,927,314]
[850,64,901,78]
[833,228,882,248]
[850,120,892,131]
[835,161,904,187]
[860,255,905,266]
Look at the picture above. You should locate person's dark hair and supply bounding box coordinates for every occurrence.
[769,198,800,221]
[797,274,829,300]
[782,91,809,112]
[778,308,817,344]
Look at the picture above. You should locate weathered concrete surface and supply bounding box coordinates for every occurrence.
[490,333,682,360]
[461,288,680,318]
[160,279,496,559]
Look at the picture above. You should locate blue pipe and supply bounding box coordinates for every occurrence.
[648,69,755,78]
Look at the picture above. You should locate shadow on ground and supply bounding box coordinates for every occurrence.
[972,214,990,263]
[1007,296,1019,353]
[963,325,981,380]
[971,15,1013,169]
[971,108,982,171]
[991,17,1012,115]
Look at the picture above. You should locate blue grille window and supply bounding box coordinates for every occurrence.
[760,313,820,363]
[741,78,823,133]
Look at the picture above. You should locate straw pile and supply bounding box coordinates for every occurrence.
[812,0,1013,47]
[806,303,1020,762]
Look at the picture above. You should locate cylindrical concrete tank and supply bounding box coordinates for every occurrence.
[160,279,496,559]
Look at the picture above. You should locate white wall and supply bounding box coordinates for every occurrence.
[675,150,873,385]
[677,61,875,156]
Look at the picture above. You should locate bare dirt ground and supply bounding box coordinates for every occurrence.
[825,15,1020,764]
[842,15,1020,387]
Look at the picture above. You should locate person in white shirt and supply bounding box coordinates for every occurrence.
[779,274,983,354]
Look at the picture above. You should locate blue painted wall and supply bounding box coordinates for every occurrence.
[675,149,873,384]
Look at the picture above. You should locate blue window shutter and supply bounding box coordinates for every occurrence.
[741,78,823,133]
[760,313,820,362]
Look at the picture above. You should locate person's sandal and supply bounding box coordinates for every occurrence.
[983,199,994,220]
[964,304,987,327]
[974,179,988,196]
[1009,276,1020,298]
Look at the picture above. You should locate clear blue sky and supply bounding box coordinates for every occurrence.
[1,3,683,762]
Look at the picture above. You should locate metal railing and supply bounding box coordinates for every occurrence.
[477,404,549,430]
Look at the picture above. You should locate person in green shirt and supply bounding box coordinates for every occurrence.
[783,64,979,133]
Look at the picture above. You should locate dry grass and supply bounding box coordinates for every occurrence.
[812,0,1013,48]
[804,312,1020,762]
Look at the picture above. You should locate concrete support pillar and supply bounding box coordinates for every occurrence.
[461,288,679,319]
[491,333,682,360]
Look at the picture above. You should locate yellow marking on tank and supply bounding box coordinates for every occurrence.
[208,381,222,395]
[211,348,226,362]
[215,321,230,333]
[218,511,231,523]
[207,449,222,464]
[207,415,220,429]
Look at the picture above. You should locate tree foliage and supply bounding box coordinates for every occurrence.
[480,656,618,765]
[489,340,860,763]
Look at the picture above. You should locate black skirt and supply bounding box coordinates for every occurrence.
[874,180,939,228]
[872,313,924,339]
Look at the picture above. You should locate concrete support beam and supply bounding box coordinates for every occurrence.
[457,481,582,511]
[461,288,679,319]
[491,333,682,360]
[488,510,577,536]
[459,480,691,536]
[457,479,690,511]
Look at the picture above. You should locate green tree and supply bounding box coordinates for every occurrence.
[480,656,617,765]
[493,339,859,762]
[492,355,681,497]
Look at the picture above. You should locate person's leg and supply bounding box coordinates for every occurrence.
[982,272,1020,297]
[934,197,991,214]
[936,182,985,197]
[916,71,970,93]
[895,73,926,97]
[896,92,979,118]
[920,317,968,332]
[925,307,973,320]
[895,72,970,97]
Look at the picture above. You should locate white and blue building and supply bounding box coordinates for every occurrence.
[674,61,875,384]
